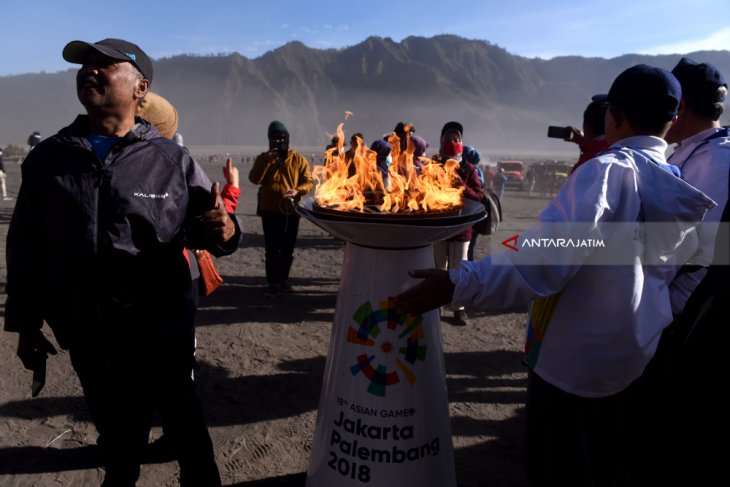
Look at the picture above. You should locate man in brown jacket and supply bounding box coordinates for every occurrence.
[249,120,313,296]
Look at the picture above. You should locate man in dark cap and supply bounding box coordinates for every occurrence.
[4,38,241,486]
[665,57,729,314]
[657,56,729,485]
[249,120,313,297]
[392,65,715,485]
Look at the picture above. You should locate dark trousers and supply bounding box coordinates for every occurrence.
[620,330,673,487]
[628,305,728,486]
[69,292,220,486]
[670,319,727,486]
[261,212,300,285]
[525,369,629,487]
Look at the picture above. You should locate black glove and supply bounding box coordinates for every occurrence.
[17,330,57,396]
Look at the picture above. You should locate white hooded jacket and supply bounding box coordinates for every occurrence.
[450,136,715,397]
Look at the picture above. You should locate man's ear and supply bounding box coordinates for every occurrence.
[676,99,687,117]
[134,78,150,101]
[607,105,623,129]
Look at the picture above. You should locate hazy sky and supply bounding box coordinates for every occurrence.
[2,0,729,76]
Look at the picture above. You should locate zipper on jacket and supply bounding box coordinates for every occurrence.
[89,153,104,258]
[96,143,125,255]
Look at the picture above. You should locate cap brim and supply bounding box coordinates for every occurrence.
[591,94,609,103]
[62,40,130,64]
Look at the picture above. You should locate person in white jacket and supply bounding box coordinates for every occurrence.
[651,57,729,486]
[392,64,715,486]
[665,57,729,314]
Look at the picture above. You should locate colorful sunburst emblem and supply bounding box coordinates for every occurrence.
[348,300,427,397]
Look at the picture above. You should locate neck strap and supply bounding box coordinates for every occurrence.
[668,127,730,170]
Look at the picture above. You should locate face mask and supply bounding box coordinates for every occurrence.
[269,137,289,156]
[443,141,463,157]
[385,155,393,167]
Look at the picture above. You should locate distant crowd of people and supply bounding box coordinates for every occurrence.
[3,35,729,487]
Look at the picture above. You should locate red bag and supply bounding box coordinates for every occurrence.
[194,250,223,296]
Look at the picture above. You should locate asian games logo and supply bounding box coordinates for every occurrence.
[347,300,427,397]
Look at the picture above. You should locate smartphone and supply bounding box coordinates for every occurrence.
[547,126,571,139]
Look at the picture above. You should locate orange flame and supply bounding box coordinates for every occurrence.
[313,114,464,213]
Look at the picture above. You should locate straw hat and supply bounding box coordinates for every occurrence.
[136,92,178,139]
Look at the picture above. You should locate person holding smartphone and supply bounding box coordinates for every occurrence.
[549,101,609,174]
[570,100,609,173]
[249,120,314,297]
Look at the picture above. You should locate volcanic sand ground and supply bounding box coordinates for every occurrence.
[0,152,550,486]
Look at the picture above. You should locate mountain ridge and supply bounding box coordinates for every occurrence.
[1,35,728,154]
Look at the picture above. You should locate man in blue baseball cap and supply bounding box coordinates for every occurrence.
[658,57,728,485]
[5,38,238,486]
[63,38,154,82]
[666,57,728,314]
[591,64,682,177]
[391,64,715,485]
[592,64,681,120]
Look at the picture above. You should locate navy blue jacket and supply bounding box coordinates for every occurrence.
[4,115,241,348]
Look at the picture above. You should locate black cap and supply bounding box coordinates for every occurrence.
[672,57,727,106]
[267,120,289,137]
[440,121,463,138]
[592,64,681,122]
[63,38,153,82]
